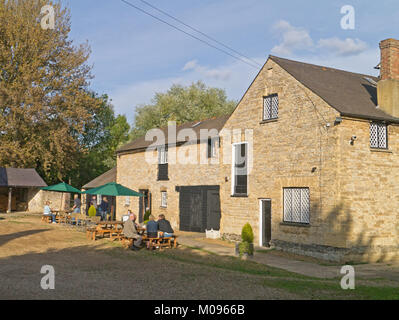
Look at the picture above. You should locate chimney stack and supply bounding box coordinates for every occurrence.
[377,38,399,117]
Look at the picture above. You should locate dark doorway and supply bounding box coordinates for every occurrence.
[178,186,221,232]
[138,189,151,223]
[260,199,271,247]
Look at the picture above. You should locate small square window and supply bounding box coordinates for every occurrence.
[283,188,310,224]
[370,122,387,149]
[263,94,279,120]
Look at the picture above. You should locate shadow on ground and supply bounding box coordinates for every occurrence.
[0,229,50,247]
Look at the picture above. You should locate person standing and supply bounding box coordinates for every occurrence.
[91,195,98,209]
[99,197,109,221]
[72,194,81,214]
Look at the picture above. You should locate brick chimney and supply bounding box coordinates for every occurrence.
[377,38,399,117]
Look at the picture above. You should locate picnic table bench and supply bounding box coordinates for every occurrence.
[86,221,124,241]
[121,233,178,250]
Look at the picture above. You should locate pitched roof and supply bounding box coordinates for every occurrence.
[270,55,399,123]
[117,115,229,154]
[82,167,117,189]
[0,167,47,188]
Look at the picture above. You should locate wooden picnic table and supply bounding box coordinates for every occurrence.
[87,221,124,241]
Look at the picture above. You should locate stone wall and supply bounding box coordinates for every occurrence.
[219,58,399,262]
[116,141,221,229]
[28,189,71,213]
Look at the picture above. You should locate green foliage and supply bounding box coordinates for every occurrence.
[143,210,151,221]
[0,0,102,183]
[238,241,254,257]
[241,223,254,243]
[129,81,236,141]
[68,94,130,187]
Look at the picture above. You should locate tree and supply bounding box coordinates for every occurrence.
[0,0,101,183]
[130,81,236,140]
[69,94,130,187]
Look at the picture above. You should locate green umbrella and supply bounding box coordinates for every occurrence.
[41,182,81,211]
[42,182,81,194]
[82,182,142,197]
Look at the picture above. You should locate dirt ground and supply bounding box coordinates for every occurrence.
[0,213,398,300]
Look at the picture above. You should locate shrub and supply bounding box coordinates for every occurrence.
[241,223,254,243]
[238,241,254,256]
[143,210,151,221]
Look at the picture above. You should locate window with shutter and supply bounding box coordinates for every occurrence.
[232,143,248,195]
[158,146,169,180]
[263,94,279,120]
[283,188,310,224]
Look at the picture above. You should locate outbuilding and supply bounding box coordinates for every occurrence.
[0,167,47,213]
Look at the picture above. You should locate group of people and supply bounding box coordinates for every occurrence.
[123,211,174,251]
[43,194,110,222]
[87,195,110,221]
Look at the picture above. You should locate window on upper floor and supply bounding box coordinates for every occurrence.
[232,143,248,196]
[207,137,219,158]
[158,146,169,181]
[370,122,388,149]
[263,94,279,121]
[283,188,310,224]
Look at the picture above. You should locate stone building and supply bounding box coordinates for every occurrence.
[0,167,47,213]
[219,38,399,263]
[116,117,227,231]
[116,38,399,262]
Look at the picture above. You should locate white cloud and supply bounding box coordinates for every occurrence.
[182,59,232,81]
[271,20,369,58]
[318,37,368,56]
[271,20,314,56]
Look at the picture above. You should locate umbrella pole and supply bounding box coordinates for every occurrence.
[61,192,64,211]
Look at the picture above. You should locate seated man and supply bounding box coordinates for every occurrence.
[158,214,174,238]
[43,201,56,223]
[122,213,142,251]
[146,215,158,238]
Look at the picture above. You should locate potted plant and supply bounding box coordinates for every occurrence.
[237,223,254,260]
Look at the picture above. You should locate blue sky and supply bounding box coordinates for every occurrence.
[66,0,399,124]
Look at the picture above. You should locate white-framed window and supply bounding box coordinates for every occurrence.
[158,146,168,164]
[283,188,310,224]
[232,142,248,195]
[125,196,130,206]
[370,122,387,149]
[263,94,279,120]
[207,137,219,158]
[161,191,167,208]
